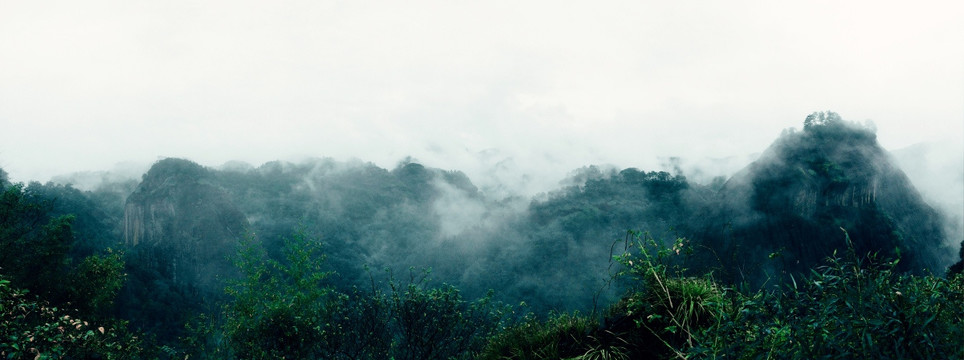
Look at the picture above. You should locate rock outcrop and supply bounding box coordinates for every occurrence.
[697,113,952,283]
[124,158,248,292]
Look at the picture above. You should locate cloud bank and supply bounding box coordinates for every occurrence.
[1,1,961,195]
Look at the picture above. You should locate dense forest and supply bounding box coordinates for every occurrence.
[2,112,963,359]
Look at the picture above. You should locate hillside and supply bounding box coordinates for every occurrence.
[692,112,953,284]
[1,112,960,353]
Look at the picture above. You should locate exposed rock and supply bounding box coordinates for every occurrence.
[700,113,952,283]
[124,158,248,291]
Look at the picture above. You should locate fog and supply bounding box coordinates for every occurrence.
[2,5,962,290]
[5,109,961,345]
[1,1,961,199]
[892,140,964,244]
[1,3,962,351]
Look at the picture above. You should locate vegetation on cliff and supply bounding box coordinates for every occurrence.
[2,112,962,358]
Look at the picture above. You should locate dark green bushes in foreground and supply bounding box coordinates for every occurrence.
[5,212,960,359]
[182,230,513,359]
[689,236,964,359]
[0,275,147,359]
[1,182,146,359]
[184,228,962,359]
[481,230,964,359]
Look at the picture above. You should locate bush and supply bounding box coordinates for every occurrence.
[694,250,964,359]
[0,276,146,359]
[489,229,964,360]
[183,230,512,359]
[478,312,603,360]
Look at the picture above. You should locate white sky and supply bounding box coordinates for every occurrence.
[1,0,962,193]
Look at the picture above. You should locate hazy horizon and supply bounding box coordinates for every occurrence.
[2,1,962,193]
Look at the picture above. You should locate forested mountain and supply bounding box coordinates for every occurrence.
[691,112,953,284]
[2,112,961,358]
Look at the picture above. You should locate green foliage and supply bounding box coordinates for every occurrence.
[172,225,964,359]
[21,181,126,257]
[117,243,209,343]
[68,249,127,316]
[487,230,963,360]
[0,184,73,300]
[0,180,147,358]
[1,182,129,316]
[605,231,724,358]
[183,229,512,359]
[478,231,706,359]
[707,111,949,286]
[478,312,603,360]
[693,250,964,359]
[389,277,509,360]
[803,111,845,130]
[513,169,694,312]
[0,275,146,359]
[315,285,392,359]
[218,230,334,359]
[603,230,964,359]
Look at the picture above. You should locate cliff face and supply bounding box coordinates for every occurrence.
[123,158,248,291]
[700,114,951,282]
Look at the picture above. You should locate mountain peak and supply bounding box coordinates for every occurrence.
[708,113,951,282]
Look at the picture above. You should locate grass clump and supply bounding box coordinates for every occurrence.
[478,312,601,360]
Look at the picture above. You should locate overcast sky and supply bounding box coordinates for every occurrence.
[1,0,962,193]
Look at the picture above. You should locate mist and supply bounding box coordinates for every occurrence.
[2,112,962,350]
[1,1,963,353]
[891,140,964,246]
[1,1,961,194]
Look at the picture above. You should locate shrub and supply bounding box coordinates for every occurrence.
[691,232,964,359]
[478,312,600,360]
[0,276,146,359]
[183,230,512,359]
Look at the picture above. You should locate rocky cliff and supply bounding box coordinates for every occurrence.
[123,158,248,292]
[697,113,952,283]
